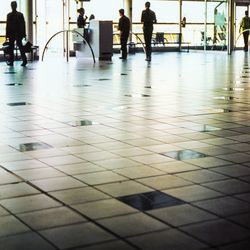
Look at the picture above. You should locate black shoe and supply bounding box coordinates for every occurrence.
[145,57,151,61]
[119,57,127,60]
[21,61,27,67]
[7,61,13,66]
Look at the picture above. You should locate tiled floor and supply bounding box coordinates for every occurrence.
[0,51,250,249]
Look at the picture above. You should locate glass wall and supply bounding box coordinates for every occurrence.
[0,0,248,54]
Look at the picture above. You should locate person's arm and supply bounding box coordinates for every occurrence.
[153,12,157,24]
[6,14,10,39]
[239,19,242,33]
[21,14,26,39]
[141,11,144,23]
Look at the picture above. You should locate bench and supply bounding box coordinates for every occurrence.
[0,36,39,61]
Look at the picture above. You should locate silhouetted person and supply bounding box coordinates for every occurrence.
[77,8,88,28]
[6,1,27,66]
[141,2,156,61]
[89,14,95,21]
[239,10,250,52]
[118,9,130,60]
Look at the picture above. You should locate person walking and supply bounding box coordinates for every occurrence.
[141,2,157,61]
[5,1,27,66]
[118,9,130,60]
[239,10,250,52]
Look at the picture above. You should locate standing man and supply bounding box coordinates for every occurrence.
[6,1,27,66]
[77,8,88,28]
[118,9,130,60]
[141,2,157,61]
[239,10,250,52]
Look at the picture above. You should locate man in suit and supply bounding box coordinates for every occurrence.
[118,9,130,60]
[141,2,157,61]
[6,1,27,66]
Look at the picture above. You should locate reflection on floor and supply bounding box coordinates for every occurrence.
[0,51,250,250]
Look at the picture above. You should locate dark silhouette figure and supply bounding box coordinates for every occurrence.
[6,1,27,66]
[141,2,156,61]
[77,8,88,28]
[239,10,250,52]
[118,9,130,60]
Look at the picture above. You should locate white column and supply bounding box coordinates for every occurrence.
[124,0,132,27]
[227,0,235,54]
[179,0,182,51]
[204,0,207,51]
[25,0,33,43]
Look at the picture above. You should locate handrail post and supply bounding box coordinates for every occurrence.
[66,30,69,62]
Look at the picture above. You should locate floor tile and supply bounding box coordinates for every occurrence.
[203,179,250,195]
[94,158,140,170]
[96,180,153,197]
[1,159,49,171]
[73,199,137,219]
[148,204,217,226]
[137,174,192,190]
[114,165,164,179]
[211,164,250,177]
[161,150,207,161]
[117,191,185,211]
[14,167,65,181]
[151,161,200,173]
[49,187,110,205]
[18,207,86,230]
[0,169,22,185]
[131,154,173,164]
[39,155,84,166]
[0,232,56,250]
[217,152,250,163]
[0,206,9,216]
[19,142,52,152]
[181,219,250,246]
[54,162,105,175]
[175,169,228,184]
[229,212,250,229]
[194,196,250,217]
[218,239,250,250]
[165,185,223,202]
[40,222,115,249]
[0,194,61,213]
[0,182,40,200]
[74,240,136,250]
[75,171,127,185]
[0,215,30,237]
[128,229,207,250]
[183,157,232,168]
[98,212,169,237]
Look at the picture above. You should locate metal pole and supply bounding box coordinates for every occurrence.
[124,0,133,41]
[179,0,182,51]
[26,0,33,44]
[204,0,207,51]
[228,0,235,54]
[66,30,69,62]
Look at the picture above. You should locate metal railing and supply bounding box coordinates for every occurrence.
[41,29,95,63]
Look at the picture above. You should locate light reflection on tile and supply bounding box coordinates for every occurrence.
[161,150,207,161]
[19,142,52,152]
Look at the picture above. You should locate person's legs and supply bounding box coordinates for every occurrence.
[144,28,153,60]
[8,38,15,65]
[16,38,27,66]
[243,31,249,52]
[120,35,128,59]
